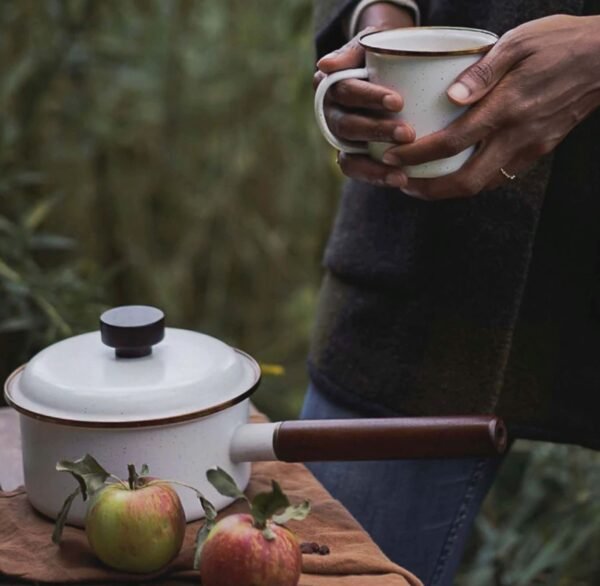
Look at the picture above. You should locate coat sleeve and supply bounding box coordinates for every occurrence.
[313,0,357,58]
[313,0,429,59]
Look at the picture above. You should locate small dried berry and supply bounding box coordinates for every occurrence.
[300,542,315,554]
[311,542,320,552]
[319,545,330,555]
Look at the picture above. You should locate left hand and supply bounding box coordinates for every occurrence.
[382,14,600,200]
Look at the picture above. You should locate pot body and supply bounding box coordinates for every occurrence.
[20,399,252,527]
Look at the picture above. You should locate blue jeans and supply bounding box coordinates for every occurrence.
[300,384,506,586]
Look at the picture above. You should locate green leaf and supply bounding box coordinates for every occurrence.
[14,171,44,187]
[140,464,150,476]
[0,257,21,283]
[200,495,217,522]
[32,294,71,337]
[28,234,76,251]
[193,487,217,567]
[193,520,214,570]
[206,467,246,501]
[250,480,289,529]
[272,500,311,525]
[24,197,59,231]
[0,316,37,333]
[56,455,110,500]
[52,486,81,544]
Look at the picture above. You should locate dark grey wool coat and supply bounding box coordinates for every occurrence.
[309,0,600,449]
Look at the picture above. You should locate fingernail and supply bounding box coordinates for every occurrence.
[317,51,338,66]
[382,94,402,112]
[393,126,413,142]
[385,171,407,188]
[382,152,402,166]
[447,82,471,102]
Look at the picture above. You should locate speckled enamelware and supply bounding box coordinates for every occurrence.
[314,27,498,178]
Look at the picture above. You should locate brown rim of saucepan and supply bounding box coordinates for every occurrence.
[3,349,262,429]
[359,26,498,57]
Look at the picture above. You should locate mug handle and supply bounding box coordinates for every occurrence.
[314,67,370,154]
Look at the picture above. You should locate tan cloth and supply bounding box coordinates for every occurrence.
[0,442,422,586]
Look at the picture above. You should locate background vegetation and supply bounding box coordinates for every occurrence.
[1,1,598,584]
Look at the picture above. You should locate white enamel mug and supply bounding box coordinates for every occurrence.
[314,27,498,179]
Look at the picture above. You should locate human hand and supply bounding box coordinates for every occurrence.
[381,14,600,200]
[315,5,416,189]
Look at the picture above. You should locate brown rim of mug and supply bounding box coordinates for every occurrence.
[3,349,262,428]
[359,26,498,57]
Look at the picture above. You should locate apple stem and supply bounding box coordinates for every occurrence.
[127,464,139,490]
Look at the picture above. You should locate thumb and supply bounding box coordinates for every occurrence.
[446,41,516,105]
[317,27,377,73]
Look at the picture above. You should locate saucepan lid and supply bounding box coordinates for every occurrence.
[4,306,261,427]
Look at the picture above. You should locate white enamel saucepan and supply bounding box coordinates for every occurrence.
[4,306,507,526]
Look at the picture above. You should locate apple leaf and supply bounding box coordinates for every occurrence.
[193,521,212,570]
[193,494,218,572]
[192,492,218,569]
[272,500,311,525]
[52,486,81,544]
[56,454,110,500]
[250,480,289,529]
[206,467,246,501]
[200,495,217,522]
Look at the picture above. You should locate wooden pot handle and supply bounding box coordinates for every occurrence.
[272,416,507,461]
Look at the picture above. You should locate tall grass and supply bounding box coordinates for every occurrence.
[1,0,339,416]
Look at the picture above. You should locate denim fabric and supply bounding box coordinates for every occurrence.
[300,384,506,586]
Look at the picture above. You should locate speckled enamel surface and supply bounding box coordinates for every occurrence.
[365,37,491,178]
[20,400,252,526]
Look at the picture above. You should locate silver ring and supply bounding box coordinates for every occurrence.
[500,167,516,180]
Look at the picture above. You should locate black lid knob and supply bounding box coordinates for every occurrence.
[100,306,165,358]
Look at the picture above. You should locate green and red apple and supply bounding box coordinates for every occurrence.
[196,467,311,586]
[53,457,188,574]
[85,477,186,573]
[199,513,302,586]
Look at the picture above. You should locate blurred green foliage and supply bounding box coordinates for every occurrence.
[0,0,339,417]
[0,185,105,373]
[458,442,600,585]
[0,1,598,584]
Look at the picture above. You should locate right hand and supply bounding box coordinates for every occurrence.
[315,29,415,189]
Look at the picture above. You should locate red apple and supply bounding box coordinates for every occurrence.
[200,513,302,586]
[85,478,186,573]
